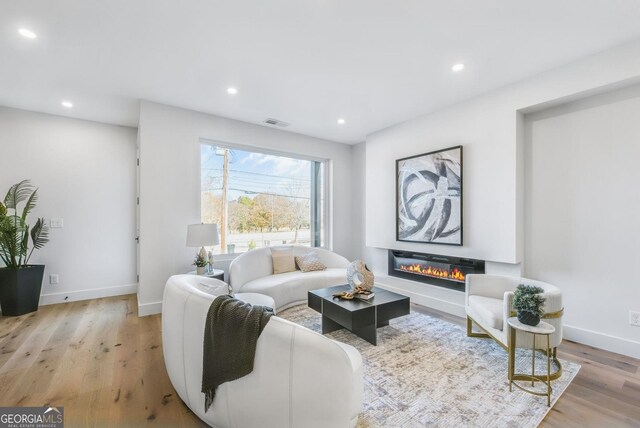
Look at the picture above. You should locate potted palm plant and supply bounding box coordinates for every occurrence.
[0,180,50,316]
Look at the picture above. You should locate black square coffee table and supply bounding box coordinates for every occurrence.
[308,285,410,345]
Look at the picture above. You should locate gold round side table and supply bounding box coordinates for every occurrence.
[507,317,556,406]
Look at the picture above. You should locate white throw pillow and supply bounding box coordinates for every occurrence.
[271,246,296,274]
[295,251,327,273]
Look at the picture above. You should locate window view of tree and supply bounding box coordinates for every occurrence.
[201,144,324,254]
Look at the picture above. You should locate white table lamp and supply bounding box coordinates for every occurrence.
[186,223,220,260]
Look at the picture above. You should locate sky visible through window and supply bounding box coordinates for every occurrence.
[201,146,311,200]
[201,145,320,254]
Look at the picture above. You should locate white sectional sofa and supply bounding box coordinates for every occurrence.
[229,245,350,311]
[162,274,364,428]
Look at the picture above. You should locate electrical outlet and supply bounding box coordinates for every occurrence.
[630,311,640,327]
[50,218,64,228]
[49,274,59,285]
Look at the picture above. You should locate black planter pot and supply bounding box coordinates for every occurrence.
[517,311,541,327]
[0,265,45,316]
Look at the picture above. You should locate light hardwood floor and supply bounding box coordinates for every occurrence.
[0,294,638,427]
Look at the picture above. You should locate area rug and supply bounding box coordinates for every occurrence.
[278,306,580,428]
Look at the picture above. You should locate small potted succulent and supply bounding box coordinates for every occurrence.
[513,284,546,326]
[193,253,208,275]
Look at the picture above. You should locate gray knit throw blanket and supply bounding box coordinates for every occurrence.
[202,294,274,413]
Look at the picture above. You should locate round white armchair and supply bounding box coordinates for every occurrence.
[465,274,564,379]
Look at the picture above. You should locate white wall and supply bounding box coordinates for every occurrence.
[137,101,353,315]
[366,97,522,263]
[361,39,640,356]
[525,85,640,358]
[351,142,366,260]
[0,107,138,304]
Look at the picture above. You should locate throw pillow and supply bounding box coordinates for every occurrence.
[271,246,296,274]
[295,251,327,273]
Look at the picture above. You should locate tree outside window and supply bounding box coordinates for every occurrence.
[201,144,325,254]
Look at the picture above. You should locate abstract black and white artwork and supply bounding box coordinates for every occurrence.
[396,146,463,245]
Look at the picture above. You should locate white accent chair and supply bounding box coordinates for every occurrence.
[229,245,350,311]
[162,274,363,428]
[465,274,564,376]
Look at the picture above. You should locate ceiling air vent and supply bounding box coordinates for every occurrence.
[263,118,290,127]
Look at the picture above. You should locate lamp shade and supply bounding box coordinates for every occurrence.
[186,224,220,247]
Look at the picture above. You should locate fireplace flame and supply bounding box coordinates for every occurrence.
[398,263,465,282]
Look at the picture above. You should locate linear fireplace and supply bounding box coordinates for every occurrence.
[388,250,485,291]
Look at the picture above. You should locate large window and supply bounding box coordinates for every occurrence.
[201,143,326,254]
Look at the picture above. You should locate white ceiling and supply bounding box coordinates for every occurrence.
[2,1,640,144]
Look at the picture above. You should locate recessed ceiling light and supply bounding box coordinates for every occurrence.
[452,63,465,72]
[18,28,37,39]
[61,101,73,108]
[337,118,346,125]
[226,87,238,95]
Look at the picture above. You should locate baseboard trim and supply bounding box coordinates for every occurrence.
[39,283,138,306]
[376,280,640,359]
[563,324,640,359]
[374,281,466,318]
[137,298,162,317]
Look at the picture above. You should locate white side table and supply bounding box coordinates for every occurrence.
[188,268,225,281]
[507,317,556,406]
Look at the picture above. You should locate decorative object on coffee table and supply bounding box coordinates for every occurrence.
[333,286,374,301]
[513,284,546,326]
[396,145,463,245]
[332,290,355,300]
[0,180,50,316]
[346,260,374,291]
